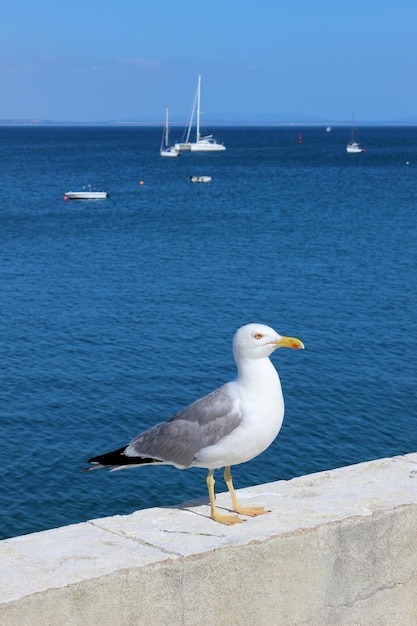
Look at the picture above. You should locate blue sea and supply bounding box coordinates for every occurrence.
[1,125,416,540]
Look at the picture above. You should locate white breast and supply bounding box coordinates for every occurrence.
[192,358,284,470]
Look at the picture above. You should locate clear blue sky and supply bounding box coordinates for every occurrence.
[1,0,416,123]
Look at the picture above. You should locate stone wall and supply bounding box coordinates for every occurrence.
[1,453,417,625]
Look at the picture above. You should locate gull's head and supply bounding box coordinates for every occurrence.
[233,323,305,361]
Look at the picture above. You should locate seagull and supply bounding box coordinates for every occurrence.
[84,323,304,525]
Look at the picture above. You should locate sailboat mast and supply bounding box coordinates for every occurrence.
[196,75,201,143]
[165,107,169,147]
[350,111,356,143]
[184,82,197,143]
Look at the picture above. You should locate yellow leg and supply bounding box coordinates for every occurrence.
[206,470,244,525]
[224,466,270,517]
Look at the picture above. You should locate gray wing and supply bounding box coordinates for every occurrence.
[124,384,241,467]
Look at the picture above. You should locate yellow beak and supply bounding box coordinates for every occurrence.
[273,336,305,350]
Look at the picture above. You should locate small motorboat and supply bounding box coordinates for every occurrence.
[64,185,108,200]
[189,176,212,183]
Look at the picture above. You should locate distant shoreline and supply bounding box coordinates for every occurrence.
[1,119,417,127]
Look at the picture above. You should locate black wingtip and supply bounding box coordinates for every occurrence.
[85,445,164,469]
[86,445,132,467]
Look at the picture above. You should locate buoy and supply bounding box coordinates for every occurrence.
[63,195,68,201]
[139,180,144,185]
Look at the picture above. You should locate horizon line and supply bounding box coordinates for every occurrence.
[1,118,417,127]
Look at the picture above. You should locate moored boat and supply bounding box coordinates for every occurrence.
[346,141,366,153]
[189,175,212,183]
[346,113,366,153]
[160,107,180,157]
[175,76,225,153]
[64,186,108,200]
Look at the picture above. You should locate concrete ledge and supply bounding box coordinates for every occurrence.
[1,453,417,625]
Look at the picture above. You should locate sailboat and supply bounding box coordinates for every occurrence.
[346,113,366,153]
[160,107,180,157]
[175,75,226,152]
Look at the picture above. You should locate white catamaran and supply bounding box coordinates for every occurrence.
[175,75,226,152]
[160,107,180,157]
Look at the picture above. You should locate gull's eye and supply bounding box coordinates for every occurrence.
[254,333,263,340]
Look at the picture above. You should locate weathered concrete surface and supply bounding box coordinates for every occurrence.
[1,453,417,625]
